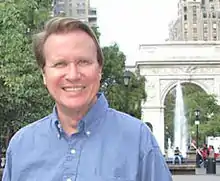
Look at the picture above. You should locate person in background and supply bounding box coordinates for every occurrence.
[201,144,209,161]
[2,17,172,181]
[173,147,182,164]
[208,145,215,158]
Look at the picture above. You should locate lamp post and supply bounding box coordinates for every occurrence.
[123,71,132,113]
[194,109,200,148]
[194,109,200,168]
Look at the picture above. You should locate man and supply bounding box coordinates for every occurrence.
[173,147,182,165]
[2,17,172,181]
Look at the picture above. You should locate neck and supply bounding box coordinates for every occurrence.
[56,97,97,136]
[58,108,84,135]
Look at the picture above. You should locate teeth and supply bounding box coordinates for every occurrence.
[63,87,84,92]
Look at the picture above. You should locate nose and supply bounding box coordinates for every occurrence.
[65,63,81,80]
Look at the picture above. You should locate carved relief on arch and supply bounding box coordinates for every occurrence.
[145,77,157,102]
[159,79,176,105]
[178,66,197,74]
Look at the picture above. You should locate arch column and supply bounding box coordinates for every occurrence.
[142,106,165,154]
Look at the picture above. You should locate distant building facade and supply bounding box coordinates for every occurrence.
[169,0,220,41]
[52,0,97,26]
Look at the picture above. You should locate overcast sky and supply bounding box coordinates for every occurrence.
[90,0,179,65]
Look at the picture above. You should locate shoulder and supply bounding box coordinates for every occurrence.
[106,108,143,129]
[105,108,153,139]
[7,115,52,153]
[106,108,160,155]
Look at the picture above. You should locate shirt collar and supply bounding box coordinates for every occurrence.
[50,92,109,137]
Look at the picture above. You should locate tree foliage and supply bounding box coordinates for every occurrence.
[0,0,53,150]
[100,44,146,118]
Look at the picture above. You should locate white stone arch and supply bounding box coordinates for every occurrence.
[131,41,220,154]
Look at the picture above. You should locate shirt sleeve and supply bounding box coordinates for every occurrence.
[2,149,12,181]
[138,123,173,181]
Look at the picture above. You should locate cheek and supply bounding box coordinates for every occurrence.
[86,71,101,85]
[44,73,62,88]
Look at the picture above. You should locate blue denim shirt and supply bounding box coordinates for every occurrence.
[2,93,172,181]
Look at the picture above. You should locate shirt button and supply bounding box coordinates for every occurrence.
[71,149,76,154]
[66,178,72,181]
[58,123,61,128]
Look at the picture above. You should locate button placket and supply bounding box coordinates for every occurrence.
[63,132,88,180]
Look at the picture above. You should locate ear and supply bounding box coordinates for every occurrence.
[98,68,102,81]
[41,69,46,86]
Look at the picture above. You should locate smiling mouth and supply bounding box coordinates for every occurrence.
[62,86,86,92]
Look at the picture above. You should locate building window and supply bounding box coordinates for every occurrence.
[212,12,216,18]
[203,12,207,18]
[204,28,208,33]
[193,28,197,33]
[193,12,197,17]
[184,6,187,12]
[58,4,65,11]
[184,14,187,20]
[77,9,86,15]
[69,9,72,15]
[193,6,197,11]
[213,23,217,30]
[193,18,197,24]
[193,37,198,41]
[213,35,217,40]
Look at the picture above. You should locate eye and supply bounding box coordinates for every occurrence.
[51,61,68,68]
[78,59,91,66]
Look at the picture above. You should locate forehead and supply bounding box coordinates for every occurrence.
[43,30,97,54]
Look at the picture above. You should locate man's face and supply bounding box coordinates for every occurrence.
[43,31,102,112]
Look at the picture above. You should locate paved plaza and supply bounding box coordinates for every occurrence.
[173,175,220,181]
[173,165,220,181]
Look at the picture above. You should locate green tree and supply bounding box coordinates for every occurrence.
[101,44,146,118]
[92,27,146,119]
[0,0,53,150]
